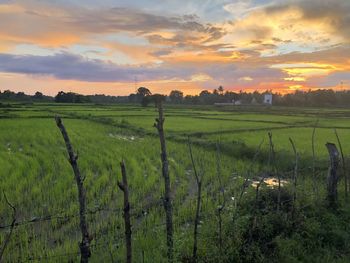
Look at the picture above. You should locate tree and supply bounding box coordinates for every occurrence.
[199,90,210,97]
[128,93,137,103]
[34,91,43,100]
[54,91,90,103]
[141,96,152,107]
[199,90,211,104]
[1,90,16,100]
[169,90,184,103]
[136,87,152,106]
[137,87,152,97]
[218,86,224,95]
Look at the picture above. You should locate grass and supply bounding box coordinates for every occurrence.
[1,103,350,262]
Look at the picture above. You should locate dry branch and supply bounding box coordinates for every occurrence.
[289,138,298,209]
[153,97,173,262]
[55,116,91,263]
[312,120,319,197]
[0,191,17,262]
[117,160,132,263]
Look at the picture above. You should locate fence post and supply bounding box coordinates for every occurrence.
[117,160,132,263]
[153,95,174,262]
[55,116,91,263]
[325,142,340,206]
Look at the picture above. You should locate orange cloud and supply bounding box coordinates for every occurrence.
[163,50,246,65]
[103,42,160,64]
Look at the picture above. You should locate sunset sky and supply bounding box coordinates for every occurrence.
[0,0,349,96]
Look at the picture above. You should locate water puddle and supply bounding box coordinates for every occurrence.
[251,177,288,188]
[108,133,139,141]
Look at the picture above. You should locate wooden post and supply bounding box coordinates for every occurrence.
[0,192,17,262]
[289,138,298,211]
[325,143,340,206]
[289,137,299,217]
[55,116,91,263]
[117,160,132,263]
[188,137,202,263]
[312,121,318,197]
[153,96,173,262]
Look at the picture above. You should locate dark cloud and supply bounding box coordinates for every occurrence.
[0,52,196,82]
[271,38,292,43]
[149,49,172,57]
[0,4,225,50]
[59,7,224,43]
[0,51,286,88]
[94,8,198,32]
[147,33,233,52]
[261,45,350,65]
[264,0,350,40]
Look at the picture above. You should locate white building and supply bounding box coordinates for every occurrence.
[264,94,272,105]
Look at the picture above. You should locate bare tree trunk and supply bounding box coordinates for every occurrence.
[118,160,132,263]
[188,137,202,263]
[55,116,91,263]
[334,129,348,198]
[0,192,17,262]
[326,143,340,206]
[289,138,298,211]
[153,97,173,262]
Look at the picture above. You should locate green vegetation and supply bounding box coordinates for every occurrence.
[1,103,350,262]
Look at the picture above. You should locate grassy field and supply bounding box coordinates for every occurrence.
[1,103,350,262]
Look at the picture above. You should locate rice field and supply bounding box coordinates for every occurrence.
[1,103,350,262]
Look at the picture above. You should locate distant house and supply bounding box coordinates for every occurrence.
[214,101,234,106]
[214,99,242,106]
[264,94,273,105]
[214,99,233,106]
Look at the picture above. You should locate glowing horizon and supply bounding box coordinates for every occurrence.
[0,0,349,96]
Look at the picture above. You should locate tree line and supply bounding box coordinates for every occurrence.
[129,86,350,107]
[1,87,350,107]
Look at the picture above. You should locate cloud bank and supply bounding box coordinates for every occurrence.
[0,0,349,94]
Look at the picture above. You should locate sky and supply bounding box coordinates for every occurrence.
[0,0,349,96]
